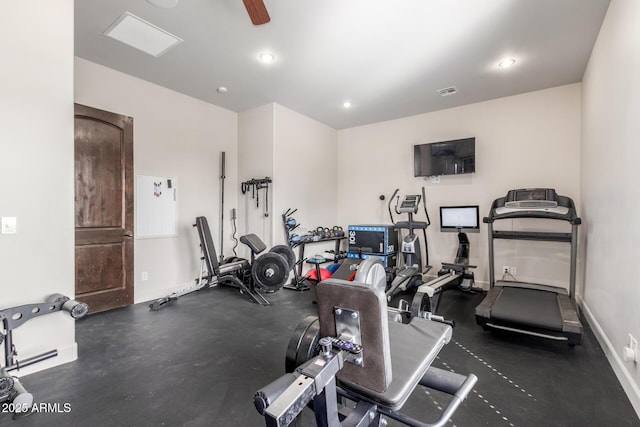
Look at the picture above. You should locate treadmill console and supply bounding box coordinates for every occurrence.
[397,195,420,214]
[496,188,569,215]
[504,188,558,208]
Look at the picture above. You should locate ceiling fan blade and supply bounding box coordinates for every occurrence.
[242,0,271,25]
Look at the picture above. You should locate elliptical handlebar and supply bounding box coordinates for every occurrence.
[387,187,430,224]
[421,186,430,226]
[388,188,399,224]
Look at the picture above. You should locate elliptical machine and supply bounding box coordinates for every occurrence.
[385,187,431,301]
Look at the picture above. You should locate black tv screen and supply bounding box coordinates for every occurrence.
[414,137,475,177]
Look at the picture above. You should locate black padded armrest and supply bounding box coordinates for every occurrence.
[240,234,267,255]
[316,278,392,393]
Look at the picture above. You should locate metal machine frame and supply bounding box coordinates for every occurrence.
[150,217,294,310]
[256,277,477,427]
[475,188,583,345]
[385,188,431,301]
[1,294,88,417]
[410,205,482,315]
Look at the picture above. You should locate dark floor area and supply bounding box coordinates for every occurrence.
[2,284,638,426]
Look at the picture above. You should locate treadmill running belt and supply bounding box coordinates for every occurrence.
[491,287,563,331]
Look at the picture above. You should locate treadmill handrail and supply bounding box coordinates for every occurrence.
[490,230,572,242]
[395,220,429,230]
[483,191,581,300]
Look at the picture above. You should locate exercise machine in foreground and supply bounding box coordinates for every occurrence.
[385,188,431,301]
[475,188,583,345]
[254,266,477,427]
[410,205,483,315]
[1,294,88,418]
[150,216,295,309]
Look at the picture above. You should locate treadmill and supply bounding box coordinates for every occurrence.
[475,188,583,345]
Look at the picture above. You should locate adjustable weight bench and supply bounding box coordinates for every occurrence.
[194,217,270,305]
[150,217,269,310]
[255,278,477,427]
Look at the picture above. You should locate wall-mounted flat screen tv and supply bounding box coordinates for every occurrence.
[414,137,475,177]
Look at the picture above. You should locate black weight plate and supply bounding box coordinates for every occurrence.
[285,316,320,373]
[252,252,288,291]
[0,376,15,399]
[269,245,296,271]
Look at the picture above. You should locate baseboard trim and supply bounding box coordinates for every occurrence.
[16,342,78,377]
[580,297,640,419]
[135,281,199,305]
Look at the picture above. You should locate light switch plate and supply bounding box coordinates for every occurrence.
[1,217,17,234]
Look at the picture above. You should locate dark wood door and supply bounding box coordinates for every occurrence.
[74,104,134,313]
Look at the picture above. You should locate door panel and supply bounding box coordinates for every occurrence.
[76,244,125,294]
[75,120,123,227]
[74,104,134,314]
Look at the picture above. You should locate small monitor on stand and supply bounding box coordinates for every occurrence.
[439,206,480,233]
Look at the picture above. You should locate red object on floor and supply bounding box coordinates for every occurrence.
[306,268,332,282]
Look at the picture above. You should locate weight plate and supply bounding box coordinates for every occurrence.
[269,245,296,271]
[285,316,320,373]
[252,252,288,292]
[70,301,90,319]
[411,290,432,319]
[0,376,15,399]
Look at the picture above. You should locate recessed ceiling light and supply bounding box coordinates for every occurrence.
[343,101,352,109]
[103,12,182,57]
[217,86,228,94]
[498,58,517,68]
[146,0,178,8]
[259,52,276,63]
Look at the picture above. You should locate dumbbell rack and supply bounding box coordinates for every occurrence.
[282,209,345,291]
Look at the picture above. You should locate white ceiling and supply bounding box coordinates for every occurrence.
[75,0,610,129]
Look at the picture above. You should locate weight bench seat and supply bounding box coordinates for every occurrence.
[316,278,452,411]
[196,216,249,276]
[342,318,451,411]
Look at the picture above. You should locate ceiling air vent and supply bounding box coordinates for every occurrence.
[436,86,458,97]
[103,12,183,57]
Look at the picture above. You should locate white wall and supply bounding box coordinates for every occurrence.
[273,104,338,248]
[238,103,338,274]
[238,104,275,249]
[0,0,76,374]
[75,58,238,303]
[337,84,582,288]
[581,0,640,415]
